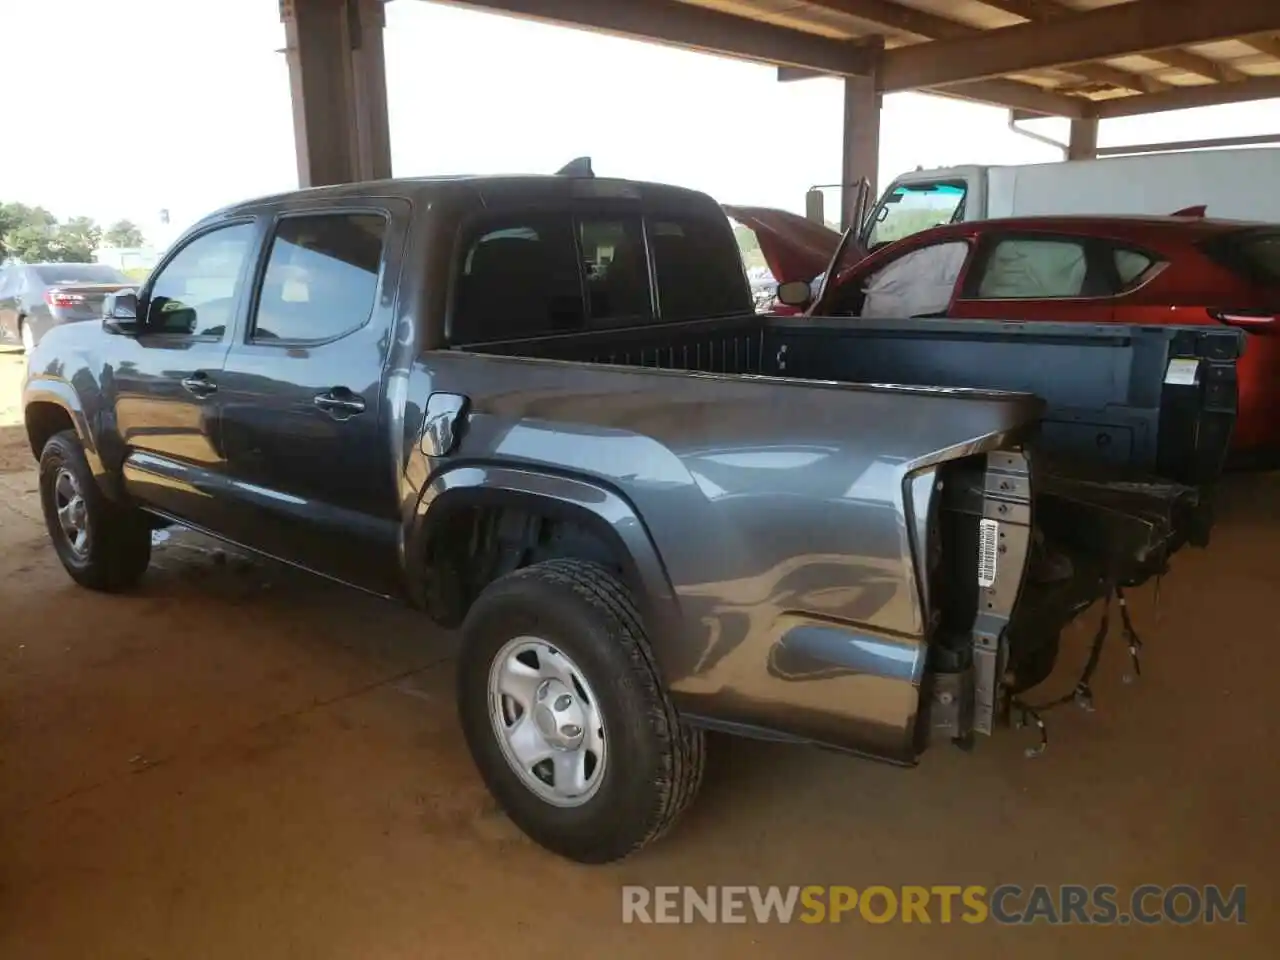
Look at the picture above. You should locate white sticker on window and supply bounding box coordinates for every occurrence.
[1164,358,1200,386]
[978,518,999,589]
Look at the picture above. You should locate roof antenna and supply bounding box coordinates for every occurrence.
[556,156,595,178]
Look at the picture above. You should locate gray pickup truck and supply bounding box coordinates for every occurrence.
[22,173,1240,863]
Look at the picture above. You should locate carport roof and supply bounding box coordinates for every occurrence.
[433,0,1280,118]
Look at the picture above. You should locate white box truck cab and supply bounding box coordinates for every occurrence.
[861,147,1280,252]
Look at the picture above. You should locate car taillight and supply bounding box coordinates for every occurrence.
[45,290,85,308]
[1208,308,1277,333]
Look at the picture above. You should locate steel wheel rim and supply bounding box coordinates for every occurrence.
[53,467,90,558]
[487,636,607,808]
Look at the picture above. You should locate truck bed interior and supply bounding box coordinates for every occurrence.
[459,313,1241,700]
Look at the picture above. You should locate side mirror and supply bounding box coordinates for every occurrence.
[102,290,140,335]
[776,280,813,308]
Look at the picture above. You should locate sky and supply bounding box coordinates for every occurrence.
[3,0,1278,246]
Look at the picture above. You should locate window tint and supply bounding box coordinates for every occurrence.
[251,213,386,343]
[650,216,750,320]
[1203,229,1280,286]
[975,238,1088,299]
[35,264,128,285]
[146,222,256,336]
[579,216,652,323]
[1237,232,1280,283]
[452,214,584,342]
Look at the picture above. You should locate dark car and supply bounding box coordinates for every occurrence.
[0,261,133,351]
[22,174,1241,864]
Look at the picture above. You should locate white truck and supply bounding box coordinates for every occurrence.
[861,147,1280,251]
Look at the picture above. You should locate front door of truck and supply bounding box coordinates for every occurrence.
[216,204,407,594]
[112,219,260,532]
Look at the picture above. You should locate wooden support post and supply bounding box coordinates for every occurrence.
[282,0,392,187]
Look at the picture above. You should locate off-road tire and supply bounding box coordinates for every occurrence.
[457,558,706,863]
[39,430,151,591]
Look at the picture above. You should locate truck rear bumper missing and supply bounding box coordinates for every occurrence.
[922,447,1210,754]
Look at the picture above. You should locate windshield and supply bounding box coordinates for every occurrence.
[35,263,129,285]
[865,181,967,249]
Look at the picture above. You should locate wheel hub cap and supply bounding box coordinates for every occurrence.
[53,467,90,558]
[488,638,607,808]
[532,679,587,750]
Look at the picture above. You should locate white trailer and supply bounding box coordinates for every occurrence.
[861,147,1280,249]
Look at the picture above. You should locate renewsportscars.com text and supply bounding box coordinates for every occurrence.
[621,884,1247,925]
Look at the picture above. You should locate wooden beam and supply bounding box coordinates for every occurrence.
[982,0,1245,82]
[801,0,980,41]
[779,67,1091,117]
[1243,33,1280,61]
[879,0,1280,92]
[974,0,1168,91]
[1148,47,1249,83]
[429,0,877,76]
[1067,117,1098,160]
[806,0,1160,93]
[926,78,1092,118]
[1093,75,1280,118]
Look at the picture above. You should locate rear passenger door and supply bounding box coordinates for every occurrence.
[216,203,408,594]
[949,233,1117,323]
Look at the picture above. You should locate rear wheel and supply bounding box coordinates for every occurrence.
[38,431,151,591]
[457,559,706,863]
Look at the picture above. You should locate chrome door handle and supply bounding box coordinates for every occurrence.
[181,373,217,397]
[314,389,366,417]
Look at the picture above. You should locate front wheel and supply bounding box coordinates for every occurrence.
[457,559,705,863]
[39,430,152,591]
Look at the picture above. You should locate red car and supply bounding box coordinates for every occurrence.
[739,211,1280,462]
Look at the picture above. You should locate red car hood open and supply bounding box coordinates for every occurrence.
[723,205,850,284]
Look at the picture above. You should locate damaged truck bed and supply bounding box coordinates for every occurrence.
[468,314,1240,756]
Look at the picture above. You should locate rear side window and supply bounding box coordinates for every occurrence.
[1112,247,1156,289]
[650,215,750,320]
[251,213,387,343]
[973,237,1089,299]
[452,214,584,342]
[1203,230,1280,286]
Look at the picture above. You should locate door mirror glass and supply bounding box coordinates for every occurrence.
[102,290,140,334]
[776,280,813,307]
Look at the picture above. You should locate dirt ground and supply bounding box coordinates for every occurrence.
[0,347,1275,958]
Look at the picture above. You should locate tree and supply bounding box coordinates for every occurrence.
[103,219,145,248]
[54,216,102,262]
[0,204,108,263]
[1,203,59,262]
